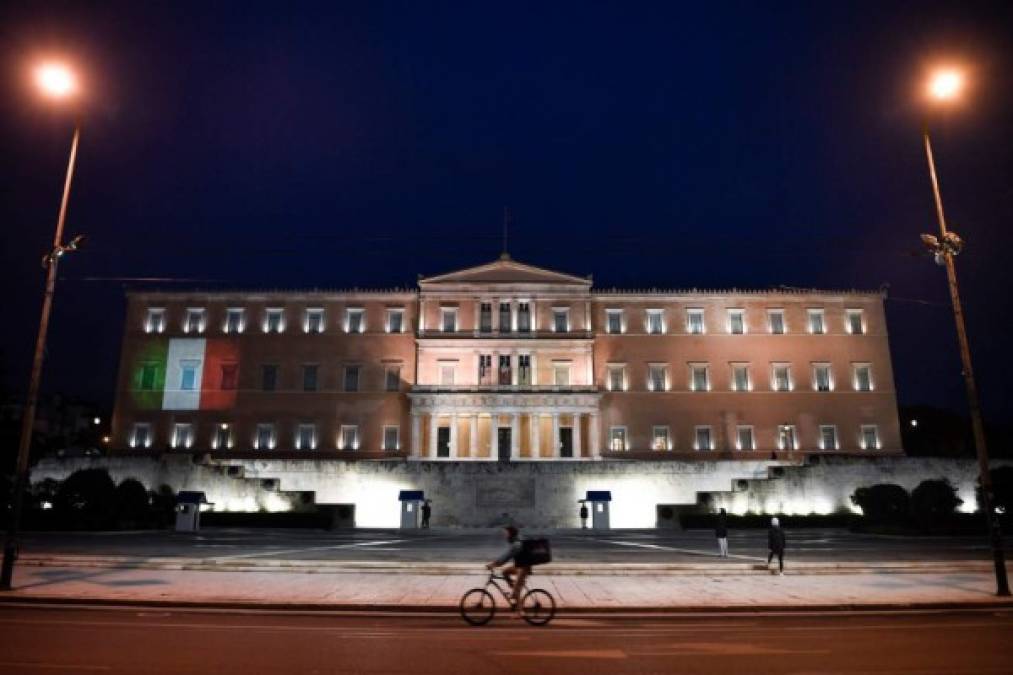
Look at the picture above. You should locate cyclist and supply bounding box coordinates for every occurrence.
[486,525,529,614]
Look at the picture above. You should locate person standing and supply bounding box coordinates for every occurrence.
[421,500,431,529]
[579,502,589,529]
[715,508,729,557]
[767,517,786,575]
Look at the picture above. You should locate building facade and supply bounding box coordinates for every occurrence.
[111,256,901,464]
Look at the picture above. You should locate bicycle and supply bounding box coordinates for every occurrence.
[459,571,556,626]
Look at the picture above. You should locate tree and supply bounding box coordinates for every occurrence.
[851,484,910,523]
[114,478,151,527]
[910,479,963,529]
[54,468,116,529]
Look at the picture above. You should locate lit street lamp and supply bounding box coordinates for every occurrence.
[918,67,1009,596]
[1,62,86,590]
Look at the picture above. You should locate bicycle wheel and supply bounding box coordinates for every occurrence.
[459,588,496,626]
[520,588,556,626]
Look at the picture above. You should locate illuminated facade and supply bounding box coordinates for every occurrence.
[111,256,902,459]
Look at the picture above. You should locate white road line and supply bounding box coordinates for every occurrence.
[211,539,406,561]
[595,538,765,562]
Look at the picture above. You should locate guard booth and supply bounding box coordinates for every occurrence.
[586,491,611,530]
[175,491,211,532]
[399,490,425,529]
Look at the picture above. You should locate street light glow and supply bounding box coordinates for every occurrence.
[928,69,962,101]
[35,63,77,98]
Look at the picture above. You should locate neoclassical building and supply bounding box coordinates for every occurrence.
[111,255,902,461]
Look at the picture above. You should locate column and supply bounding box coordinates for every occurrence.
[531,353,537,386]
[551,413,560,458]
[428,412,438,458]
[511,350,519,386]
[449,413,458,458]
[474,299,481,334]
[529,413,541,458]
[510,413,520,457]
[411,413,422,457]
[590,412,601,457]
[491,297,499,331]
[470,414,480,457]
[572,413,582,458]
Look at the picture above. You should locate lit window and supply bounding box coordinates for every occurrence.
[694,426,713,451]
[439,363,456,386]
[171,423,194,449]
[180,360,200,391]
[386,308,404,334]
[861,425,880,450]
[812,363,833,392]
[383,425,400,451]
[553,308,569,333]
[255,423,276,450]
[553,363,571,387]
[339,425,359,451]
[145,308,165,334]
[736,426,754,451]
[518,355,532,386]
[686,308,705,334]
[296,424,317,450]
[648,364,668,392]
[305,308,325,334]
[479,303,492,333]
[264,308,285,333]
[807,308,826,335]
[220,363,238,390]
[499,302,512,332]
[607,365,626,392]
[261,364,278,392]
[727,309,745,335]
[344,365,360,392]
[853,363,873,392]
[731,364,750,392]
[498,354,512,385]
[608,427,627,451]
[846,309,865,335]
[184,308,206,334]
[385,365,401,392]
[130,423,152,449]
[224,308,245,334]
[768,309,785,335]
[777,424,798,450]
[517,302,531,332]
[772,364,792,392]
[652,426,671,450]
[139,363,160,391]
[820,425,838,450]
[606,309,624,334]
[441,308,458,333]
[689,363,710,392]
[478,354,493,385]
[346,308,365,334]
[302,364,318,392]
[213,423,232,450]
[646,309,665,335]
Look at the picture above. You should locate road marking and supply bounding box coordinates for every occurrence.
[211,539,406,561]
[493,649,627,659]
[594,538,765,562]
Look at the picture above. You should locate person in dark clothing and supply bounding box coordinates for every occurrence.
[421,501,431,528]
[486,525,529,615]
[767,517,786,575]
[579,503,589,529]
[715,508,729,557]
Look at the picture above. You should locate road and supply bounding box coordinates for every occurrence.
[0,605,1010,674]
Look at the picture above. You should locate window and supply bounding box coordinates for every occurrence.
[608,427,627,451]
[606,309,624,334]
[139,363,159,391]
[264,308,285,333]
[261,364,278,392]
[853,363,873,391]
[646,309,665,335]
[339,425,359,450]
[812,363,833,392]
[304,308,325,334]
[652,426,671,450]
[861,424,880,450]
[552,308,569,333]
[727,309,745,335]
[731,364,750,392]
[689,363,710,392]
[517,302,531,332]
[498,355,512,385]
[385,365,401,392]
[777,424,798,450]
[130,423,152,449]
[820,425,839,450]
[736,426,754,451]
[772,364,792,392]
[346,308,365,334]
[648,364,668,392]
[383,425,400,451]
[518,355,531,386]
[807,308,826,335]
[478,354,493,385]
[302,364,319,392]
[296,424,317,450]
[213,423,232,450]
[255,423,276,450]
[479,303,492,333]
[768,309,786,335]
[694,426,713,451]
[686,308,705,334]
[553,363,571,387]
[171,423,194,449]
[344,365,360,392]
[499,303,512,332]
[180,360,199,391]
[220,363,238,390]
[439,363,456,386]
[846,309,865,335]
[144,308,165,334]
[386,308,404,334]
[225,308,245,334]
[184,308,206,334]
[441,307,457,333]
[607,365,626,392]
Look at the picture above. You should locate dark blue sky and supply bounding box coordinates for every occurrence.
[1,1,1011,420]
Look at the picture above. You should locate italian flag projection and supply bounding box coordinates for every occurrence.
[131,338,239,410]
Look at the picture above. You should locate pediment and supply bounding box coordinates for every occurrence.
[419,255,591,287]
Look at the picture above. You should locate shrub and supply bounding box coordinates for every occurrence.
[851,484,910,523]
[114,478,151,526]
[54,468,117,529]
[149,484,177,528]
[910,479,962,529]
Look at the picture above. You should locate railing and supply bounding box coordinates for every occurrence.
[418,329,593,339]
[411,384,599,393]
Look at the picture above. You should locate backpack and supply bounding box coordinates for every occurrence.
[516,538,552,566]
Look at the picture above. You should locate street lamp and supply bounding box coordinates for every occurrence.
[917,67,1010,597]
[1,62,86,591]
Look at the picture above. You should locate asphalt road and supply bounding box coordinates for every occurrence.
[20,527,1009,564]
[0,605,1010,674]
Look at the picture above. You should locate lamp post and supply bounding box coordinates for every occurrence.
[918,68,1009,596]
[1,63,86,590]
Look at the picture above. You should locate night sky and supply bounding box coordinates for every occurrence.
[1,1,1011,422]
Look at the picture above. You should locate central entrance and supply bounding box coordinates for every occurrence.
[497,427,512,462]
[437,427,451,458]
[559,427,573,458]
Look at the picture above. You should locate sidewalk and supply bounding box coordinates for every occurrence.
[3,562,1011,612]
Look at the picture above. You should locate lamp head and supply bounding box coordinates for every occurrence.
[928,69,963,102]
[35,62,78,99]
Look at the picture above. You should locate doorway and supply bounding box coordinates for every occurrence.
[559,427,574,458]
[497,427,511,462]
[437,427,451,458]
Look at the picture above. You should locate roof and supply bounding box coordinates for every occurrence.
[419,254,592,287]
